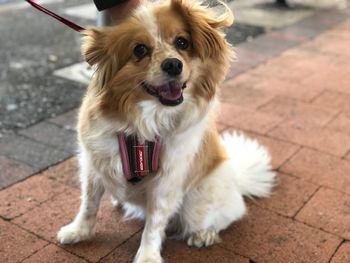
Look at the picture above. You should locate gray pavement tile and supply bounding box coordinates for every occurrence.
[313,8,350,26]
[48,108,78,131]
[0,134,72,171]
[0,2,86,134]
[231,3,314,29]
[238,32,299,58]
[0,76,85,135]
[277,23,324,39]
[277,8,349,39]
[63,3,96,21]
[296,0,348,9]
[0,156,35,189]
[226,23,265,45]
[18,122,77,154]
[53,62,91,85]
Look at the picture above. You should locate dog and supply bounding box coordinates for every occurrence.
[57,0,275,262]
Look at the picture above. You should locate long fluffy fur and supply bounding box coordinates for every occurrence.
[57,1,275,262]
[222,132,276,198]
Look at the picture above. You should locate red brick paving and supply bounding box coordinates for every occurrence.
[0,172,71,219]
[103,232,250,263]
[0,218,48,263]
[234,45,269,66]
[268,121,350,156]
[218,102,283,134]
[258,96,338,125]
[60,201,142,262]
[296,188,350,240]
[301,28,350,58]
[313,90,350,112]
[280,148,350,194]
[163,239,249,263]
[255,173,318,217]
[326,112,350,134]
[220,80,274,109]
[12,187,81,241]
[302,68,350,96]
[220,205,341,263]
[247,49,333,101]
[346,151,350,161]
[330,242,350,263]
[22,244,88,263]
[12,186,143,262]
[2,15,350,263]
[42,156,80,189]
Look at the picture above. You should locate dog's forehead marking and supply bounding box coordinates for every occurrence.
[134,5,161,44]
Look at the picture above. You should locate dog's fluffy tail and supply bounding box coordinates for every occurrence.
[222,132,276,198]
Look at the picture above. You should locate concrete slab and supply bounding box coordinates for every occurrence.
[63,3,96,21]
[229,0,348,29]
[0,0,87,134]
[230,0,347,9]
[0,0,63,13]
[229,0,314,29]
[232,7,313,29]
[54,62,92,85]
[293,0,347,9]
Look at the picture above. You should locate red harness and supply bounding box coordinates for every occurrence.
[118,134,161,183]
[26,0,85,32]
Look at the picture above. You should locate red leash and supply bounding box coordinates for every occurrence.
[25,0,85,32]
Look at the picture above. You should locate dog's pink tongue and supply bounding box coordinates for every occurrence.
[158,81,183,100]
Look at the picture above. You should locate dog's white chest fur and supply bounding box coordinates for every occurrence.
[80,98,212,207]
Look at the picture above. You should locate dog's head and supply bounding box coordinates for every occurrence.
[82,0,233,133]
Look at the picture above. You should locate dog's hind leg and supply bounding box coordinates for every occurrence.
[57,153,105,244]
[182,161,247,248]
[184,133,275,248]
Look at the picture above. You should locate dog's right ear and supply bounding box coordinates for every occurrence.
[171,0,233,60]
[81,28,108,66]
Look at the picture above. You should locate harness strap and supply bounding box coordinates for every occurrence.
[118,133,161,184]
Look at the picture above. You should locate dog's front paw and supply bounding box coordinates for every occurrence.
[57,222,94,244]
[133,247,162,263]
[187,228,221,248]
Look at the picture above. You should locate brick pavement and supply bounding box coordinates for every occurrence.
[1,5,350,263]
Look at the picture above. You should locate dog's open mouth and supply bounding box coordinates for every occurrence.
[142,81,186,106]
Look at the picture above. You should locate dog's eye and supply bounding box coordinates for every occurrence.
[134,44,149,60]
[175,37,189,50]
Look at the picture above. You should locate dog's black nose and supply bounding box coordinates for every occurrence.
[161,58,183,76]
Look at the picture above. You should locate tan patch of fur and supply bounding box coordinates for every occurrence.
[169,0,234,100]
[185,118,228,189]
[171,0,233,60]
[81,19,157,122]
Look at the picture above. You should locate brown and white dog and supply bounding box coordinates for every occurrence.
[57,0,275,262]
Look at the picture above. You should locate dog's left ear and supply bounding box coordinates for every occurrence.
[81,28,109,66]
[172,0,233,60]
